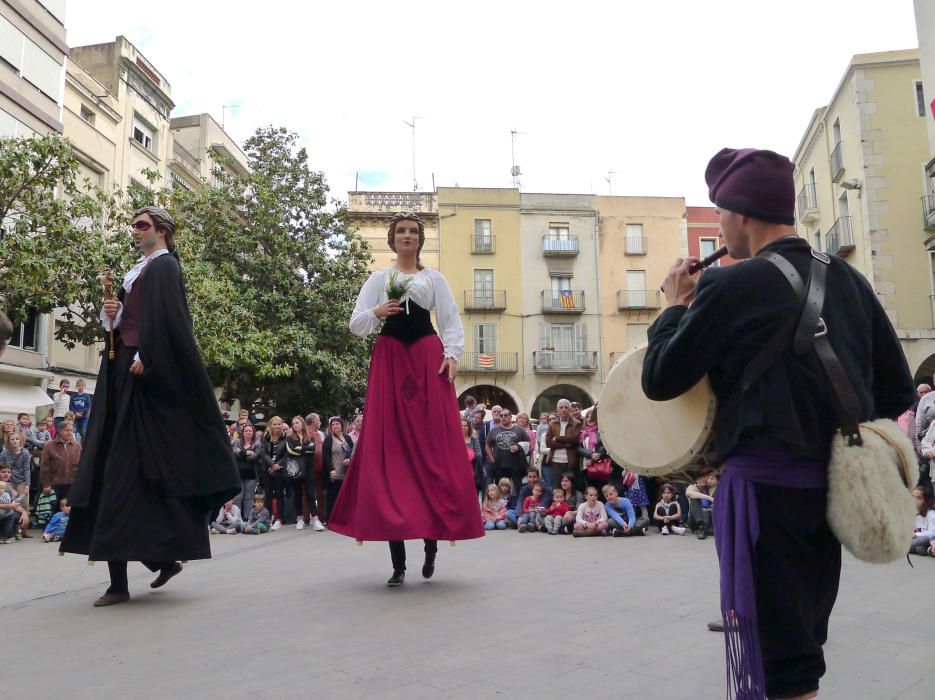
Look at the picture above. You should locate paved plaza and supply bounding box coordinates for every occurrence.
[4,527,934,699]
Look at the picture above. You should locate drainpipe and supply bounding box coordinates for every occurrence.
[592,207,605,390]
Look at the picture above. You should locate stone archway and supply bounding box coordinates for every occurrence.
[903,340,935,385]
[531,384,595,419]
[458,385,520,414]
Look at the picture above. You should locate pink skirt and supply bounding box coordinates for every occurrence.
[327,334,484,541]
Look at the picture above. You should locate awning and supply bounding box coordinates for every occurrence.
[0,384,54,418]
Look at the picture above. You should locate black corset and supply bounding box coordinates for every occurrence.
[379,300,436,344]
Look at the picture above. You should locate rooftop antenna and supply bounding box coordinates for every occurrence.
[604,169,618,196]
[511,128,526,190]
[221,104,240,129]
[403,116,423,191]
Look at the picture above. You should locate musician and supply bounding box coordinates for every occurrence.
[643,148,915,700]
[61,206,240,607]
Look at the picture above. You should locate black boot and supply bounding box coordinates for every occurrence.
[388,541,406,587]
[422,539,438,579]
[387,570,405,586]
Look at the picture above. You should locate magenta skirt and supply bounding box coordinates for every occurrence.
[328,334,484,542]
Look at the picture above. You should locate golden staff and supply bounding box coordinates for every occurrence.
[97,267,116,361]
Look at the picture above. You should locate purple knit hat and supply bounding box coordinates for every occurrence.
[705,148,796,225]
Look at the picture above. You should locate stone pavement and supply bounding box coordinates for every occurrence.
[3,527,933,699]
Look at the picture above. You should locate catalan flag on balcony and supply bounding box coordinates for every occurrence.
[478,353,496,368]
[559,289,576,309]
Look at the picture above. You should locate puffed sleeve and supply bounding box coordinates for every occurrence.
[349,269,386,338]
[430,270,465,358]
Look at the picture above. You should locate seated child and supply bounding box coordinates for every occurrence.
[481,483,508,530]
[0,479,19,542]
[211,499,243,534]
[41,497,70,542]
[32,485,56,529]
[240,494,270,534]
[653,483,686,535]
[909,486,935,555]
[498,478,519,528]
[602,483,645,537]
[573,486,608,537]
[686,470,716,539]
[541,488,570,535]
[519,482,545,533]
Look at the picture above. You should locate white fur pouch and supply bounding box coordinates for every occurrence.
[827,418,917,564]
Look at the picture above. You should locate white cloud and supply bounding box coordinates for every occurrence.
[66,0,919,204]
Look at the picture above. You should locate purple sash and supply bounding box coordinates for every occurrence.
[714,446,827,699]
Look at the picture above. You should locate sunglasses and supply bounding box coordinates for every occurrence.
[131,221,152,231]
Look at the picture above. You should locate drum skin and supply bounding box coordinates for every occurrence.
[599,345,716,476]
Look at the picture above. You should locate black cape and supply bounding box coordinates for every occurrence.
[61,253,240,562]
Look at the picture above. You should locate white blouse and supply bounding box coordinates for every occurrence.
[349,266,465,359]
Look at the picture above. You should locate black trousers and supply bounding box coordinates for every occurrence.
[107,560,175,594]
[388,539,437,573]
[753,483,841,699]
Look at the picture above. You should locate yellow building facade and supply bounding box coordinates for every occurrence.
[793,50,935,379]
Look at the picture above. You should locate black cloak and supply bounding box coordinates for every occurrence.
[61,253,240,562]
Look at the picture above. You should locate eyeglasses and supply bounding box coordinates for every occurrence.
[131,221,152,231]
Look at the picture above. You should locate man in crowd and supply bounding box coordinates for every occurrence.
[39,419,81,502]
[485,405,502,434]
[485,409,530,492]
[545,399,582,489]
[69,379,92,440]
[461,395,477,421]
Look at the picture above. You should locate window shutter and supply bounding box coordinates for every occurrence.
[539,322,551,350]
[575,323,587,351]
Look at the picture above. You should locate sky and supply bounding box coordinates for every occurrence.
[66,0,920,206]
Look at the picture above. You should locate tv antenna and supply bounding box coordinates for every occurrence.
[403,116,423,191]
[511,128,526,189]
[604,169,619,196]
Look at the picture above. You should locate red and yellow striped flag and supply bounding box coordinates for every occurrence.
[478,353,496,368]
[559,290,576,308]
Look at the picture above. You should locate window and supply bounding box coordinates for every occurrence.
[8,309,39,350]
[838,193,849,220]
[625,223,646,254]
[623,270,647,307]
[626,323,648,350]
[916,81,926,118]
[79,105,95,124]
[550,276,572,306]
[473,219,492,252]
[549,225,570,240]
[473,269,494,307]
[832,118,841,146]
[473,323,497,354]
[132,117,155,152]
[699,238,719,263]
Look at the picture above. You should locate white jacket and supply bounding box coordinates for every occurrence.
[914,509,935,539]
[215,505,243,528]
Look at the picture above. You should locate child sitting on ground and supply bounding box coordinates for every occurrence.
[541,488,570,535]
[574,486,608,537]
[32,485,56,529]
[519,482,545,532]
[211,499,243,534]
[602,483,645,537]
[498,478,519,528]
[41,498,70,542]
[0,479,19,543]
[653,483,686,535]
[909,486,935,555]
[481,483,508,530]
[240,494,270,534]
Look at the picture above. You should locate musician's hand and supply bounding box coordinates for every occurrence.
[438,357,458,383]
[661,257,700,307]
[103,299,120,321]
[129,360,144,375]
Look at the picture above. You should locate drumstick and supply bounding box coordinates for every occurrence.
[659,246,729,293]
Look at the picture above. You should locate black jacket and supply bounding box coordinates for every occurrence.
[232,438,263,481]
[642,237,915,462]
[322,433,355,478]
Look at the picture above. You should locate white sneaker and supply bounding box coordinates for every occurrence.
[271,520,282,531]
[312,519,325,532]
[296,519,305,530]
[672,526,686,535]
[661,526,670,536]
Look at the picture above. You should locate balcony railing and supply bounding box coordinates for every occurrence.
[458,352,518,373]
[922,195,935,231]
[533,350,598,373]
[463,289,506,311]
[541,289,585,313]
[830,141,845,182]
[542,235,579,256]
[825,216,854,257]
[624,236,647,255]
[471,235,495,254]
[171,141,201,178]
[797,184,819,223]
[617,289,661,310]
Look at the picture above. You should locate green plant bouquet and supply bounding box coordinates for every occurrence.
[385,270,413,301]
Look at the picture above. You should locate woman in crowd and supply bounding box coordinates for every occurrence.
[515,412,536,470]
[538,413,557,485]
[347,414,363,444]
[578,409,606,489]
[328,211,483,586]
[559,472,585,533]
[0,431,32,537]
[260,416,289,531]
[323,416,354,518]
[463,416,483,495]
[231,423,262,521]
[286,416,313,531]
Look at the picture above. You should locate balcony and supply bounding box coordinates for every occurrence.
[624,236,647,255]
[830,142,845,182]
[797,184,819,224]
[541,289,585,314]
[542,234,579,256]
[825,216,854,257]
[170,141,201,179]
[463,289,507,312]
[533,350,598,373]
[459,352,518,374]
[471,235,495,254]
[617,289,661,310]
[922,195,935,231]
